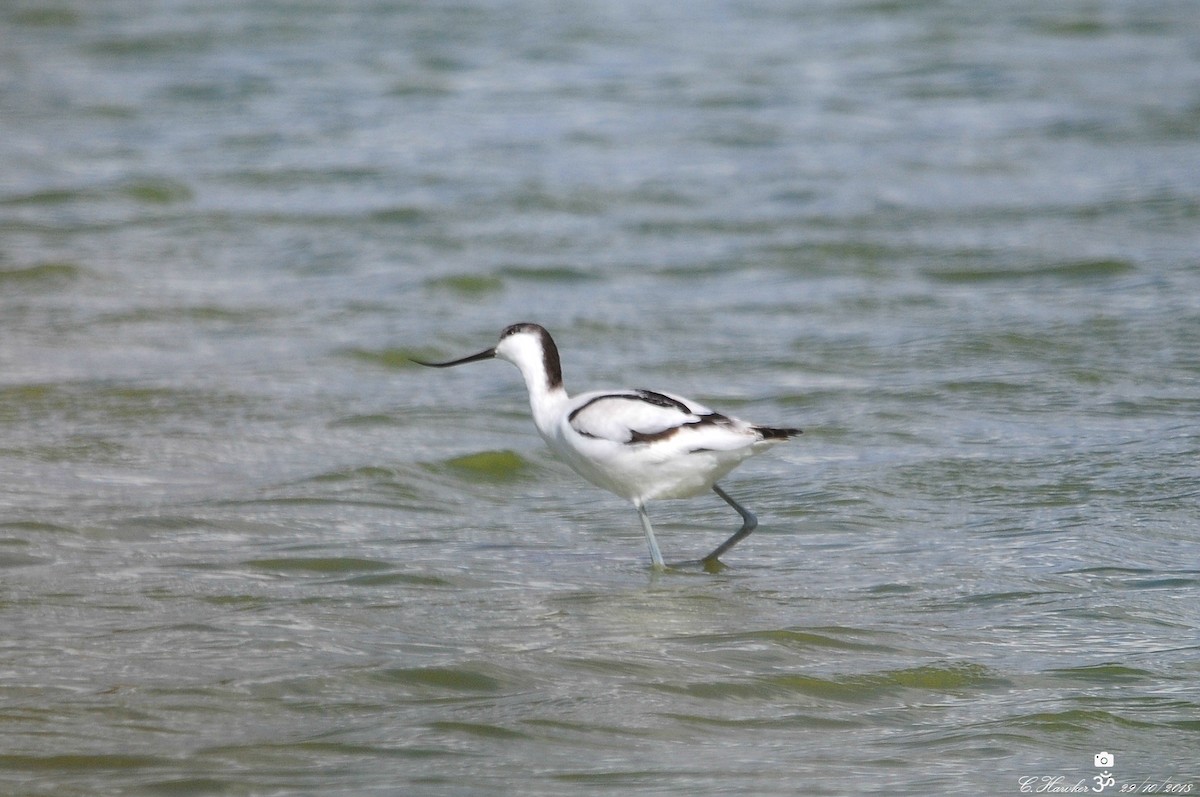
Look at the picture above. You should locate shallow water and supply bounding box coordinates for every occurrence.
[3,1,1199,794]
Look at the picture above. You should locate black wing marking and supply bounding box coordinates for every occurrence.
[629,412,734,444]
[567,389,691,426]
[628,389,691,414]
[568,390,731,445]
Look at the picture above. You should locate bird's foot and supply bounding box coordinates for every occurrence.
[655,557,728,574]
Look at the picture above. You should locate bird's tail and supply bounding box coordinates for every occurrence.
[754,425,802,441]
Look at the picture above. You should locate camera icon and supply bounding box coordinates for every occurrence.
[1094,752,1114,768]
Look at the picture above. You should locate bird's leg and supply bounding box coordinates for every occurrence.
[635,502,666,570]
[701,484,758,569]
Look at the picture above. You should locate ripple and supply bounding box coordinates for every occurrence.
[434,450,533,482]
[243,557,393,575]
[922,258,1134,284]
[376,666,508,693]
[0,261,87,285]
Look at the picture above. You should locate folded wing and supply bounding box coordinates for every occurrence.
[568,389,742,447]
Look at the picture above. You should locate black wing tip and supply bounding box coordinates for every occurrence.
[756,426,802,440]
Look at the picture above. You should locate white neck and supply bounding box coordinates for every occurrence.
[511,357,569,439]
[494,326,570,440]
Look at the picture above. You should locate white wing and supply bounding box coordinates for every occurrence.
[567,389,727,445]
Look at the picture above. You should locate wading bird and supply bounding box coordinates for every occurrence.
[414,323,800,570]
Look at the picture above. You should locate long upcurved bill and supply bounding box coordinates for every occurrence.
[411,347,496,368]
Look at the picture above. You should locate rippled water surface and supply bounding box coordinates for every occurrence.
[3,1,1199,794]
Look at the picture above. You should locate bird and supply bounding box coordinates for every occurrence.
[413,323,801,570]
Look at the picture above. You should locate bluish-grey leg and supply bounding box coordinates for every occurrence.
[635,502,666,570]
[701,484,758,568]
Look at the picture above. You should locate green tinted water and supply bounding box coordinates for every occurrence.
[2,1,1198,794]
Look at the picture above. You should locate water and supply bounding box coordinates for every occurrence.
[3,1,1199,794]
